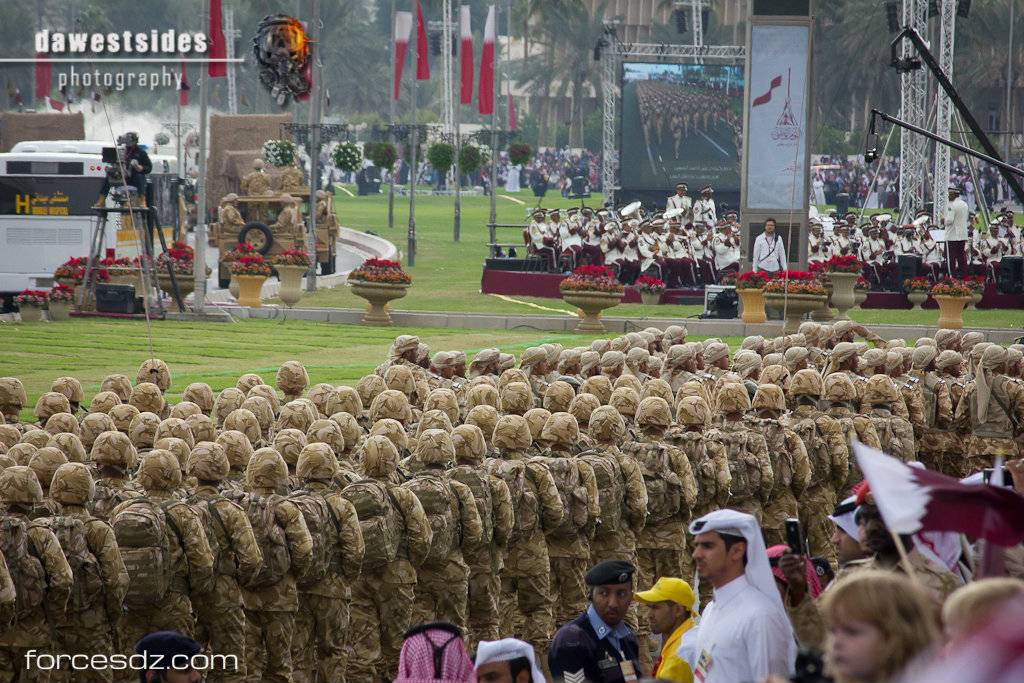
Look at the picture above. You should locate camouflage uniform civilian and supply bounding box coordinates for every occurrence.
[706,383,773,524]
[752,384,811,547]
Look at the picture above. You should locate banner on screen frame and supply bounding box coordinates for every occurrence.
[744,24,809,211]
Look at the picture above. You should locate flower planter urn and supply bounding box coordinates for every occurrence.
[812,282,836,321]
[934,295,970,329]
[276,265,308,308]
[737,288,767,324]
[158,273,195,312]
[829,272,859,320]
[561,290,623,333]
[640,291,662,306]
[906,290,928,309]
[229,275,241,300]
[18,305,44,322]
[764,293,828,334]
[235,275,268,308]
[47,302,71,321]
[968,291,983,309]
[350,281,409,325]
[854,289,868,307]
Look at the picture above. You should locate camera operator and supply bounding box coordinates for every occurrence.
[95,131,152,208]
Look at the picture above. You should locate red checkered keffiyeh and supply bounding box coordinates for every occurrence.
[394,626,475,683]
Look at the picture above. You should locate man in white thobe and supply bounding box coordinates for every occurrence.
[678,509,796,683]
[751,218,787,274]
[943,186,970,278]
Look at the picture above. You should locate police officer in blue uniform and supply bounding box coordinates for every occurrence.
[548,560,643,683]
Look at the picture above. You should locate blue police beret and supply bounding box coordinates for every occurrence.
[134,631,202,669]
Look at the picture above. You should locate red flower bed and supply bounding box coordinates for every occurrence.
[963,275,986,293]
[15,289,48,307]
[736,271,772,290]
[931,278,972,297]
[764,270,826,295]
[222,242,257,263]
[349,257,412,285]
[635,275,665,293]
[157,240,195,274]
[903,276,931,292]
[230,254,272,277]
[48,284,75,303]
[825,254,862,273]
[560,265,624,294]
[273,249,311,267]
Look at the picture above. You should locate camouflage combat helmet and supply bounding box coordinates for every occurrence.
[276,361,309,399]
[35,392,71,422]
[759,365,792,392]
[542,381,575,414]
[613,374,643,395]
[240,396,274,435]
[7,443,38,466]
[307,419,345,454]
[223,408,262,446]
[43,412,80,437]
[790,369,824,398]
[676,395,711,427]
[273,428,308,466]
[641,379,674,404]
[49,462,95,505]
[294,399,320,427]
[569,393,601,427]
[369,390,413,424]
[361,435,399,478]
[369,418,409,454]
[540,412,580,447]
[498,382,533,416]
[187,441,230,482]
[465,405,499,442]
[20,429,51,449]
[864,374,900,405]
[325,386,363,418]
[185,414,216,443]
[90,431,137,470]
[0,377,27,417]
[423,389,459,425]
[129,383,164,415]
[497,368,530,392]
[88,391,122,414]
[213,388,246,426]
[277,401,314,433]
[247,384,282,417]
[100,374,133,402]
[296,442,338,481]
[306,383,334,418]
[137,359,171,393]
[414,428,455,465]
[465,384,500,412]
[588,405,626,442]
[328,412,362,451]
[0,465,43,504]
[154,438,192,472]
[170,401,203,421]
[108,404,140,433]
[635,396,672,428]
[355,374,386,408]
[580,376,613,405]
[48,433,87,463]
[384,365,416,398]
[752,384,786,413]
[523,408,552,443]
[415,410,453,437]
[492,414,532,451]
[717,382,752,414]
[0,425,21,450]
[29,446,68,489]
[137,449,182,491]
[154,418,195,449]
[451,424,486,463]
[235,373,265,395]
[822,373,857,404]
[128,412,161,450]
[182,383,215,415]
[51,376,84,407]
[609,387,640,421]
[216,430,254,472]
[246,447,288,490]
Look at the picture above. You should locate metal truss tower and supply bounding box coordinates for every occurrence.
[931,0,956,223]
[898,0,929,221]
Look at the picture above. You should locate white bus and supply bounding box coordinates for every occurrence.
[0,142,178,307]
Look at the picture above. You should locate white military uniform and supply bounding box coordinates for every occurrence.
[693,197,717,227]
[808,230,831,264]
[666,193,693,223]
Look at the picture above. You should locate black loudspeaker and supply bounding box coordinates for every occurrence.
[998,256,1024,294]
[752,0,811,15]
[699,288,738,319]
[96,284,138,314]
[485,258,540,272]
[898,255,921,282]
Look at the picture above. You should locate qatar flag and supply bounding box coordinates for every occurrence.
[917,595,1024,683]
[393,11,413,100]
[415,0,430,81]
[459,5,473,105]
[207,0,227,78]
[853,441,1024,546]
[478,5,495,116]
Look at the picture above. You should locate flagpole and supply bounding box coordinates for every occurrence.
[194,2,210,314]
[388,0,396,229]
[306,0,322,292]
[488,3,499,227]
[453,2,461,242]
[408,2,419,268]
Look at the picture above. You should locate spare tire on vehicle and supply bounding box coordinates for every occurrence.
[238,222,273,255]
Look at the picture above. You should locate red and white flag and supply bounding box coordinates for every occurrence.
[393,11,413,100]
[752,74,782,107]
[415,0,430,81]
[34,52,51,101]
[478,5,495,116]
[854,442,1024,546]
[48,97,64,111]
[459,4,473,105]
[178,61,190,106]
[207,0,227,78]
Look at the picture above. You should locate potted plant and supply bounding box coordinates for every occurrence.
[365,141,398,172]
[156,240,197,310]
[54,256,86,288]
[763,271,829,334]
[735,271,771,324]
[230,254,272,308]
[348,257,412,325]
[46,284,74,321]
[273,249,311,308]
[14,289,47,322]
[635,275,665,306]
[854,276,870,307]
[903,277,931,309]
[221,242,257,299]
[508,142,532,167]
[559,265,624,333]
[331,141,363,174]
[964,275,985,309]
[100,256,137,286]
[459,145,483,176]
[931,278,972,329]
[426,142,455,177]
[825,255,862,320]
[262,138,298,168]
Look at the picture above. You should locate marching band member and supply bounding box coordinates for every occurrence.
[558,208,584,271]
[638,219,666,280]
[581,208,605,265]
[894,225,921,260]
[619,221,641,283]
[978,220,1004,281]
[919,224,944,279]
[666,182,693,223]
[860,225,892,287]
[832,221,855,257]
[693,185,717,228]
[711,219,740,278]
[808,219,831,265]
[690,223,713,284]
[528,208,557,271]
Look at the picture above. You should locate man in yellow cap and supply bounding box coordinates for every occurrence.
[634,577,696,683]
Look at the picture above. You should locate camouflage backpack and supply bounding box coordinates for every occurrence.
[448,465,494,545]
[185,495,235,579]
[0,517,46,622]
[341,479,401,567]
[789,416,833,490]
[39,516,104,613]
[629,442,682,524]
[536,455,588,538]
[404,473,458,564]
[711,428,762,505]
[672,431,713,502]
[759,420,795,490]
[241,493,292,589]
[579,450,625,533]
[91,480,141,521]
[484,458,539,542]
[288,490,343,587]
[920,377,939,429]
[110,498,185,607]
[868,414,912,461]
